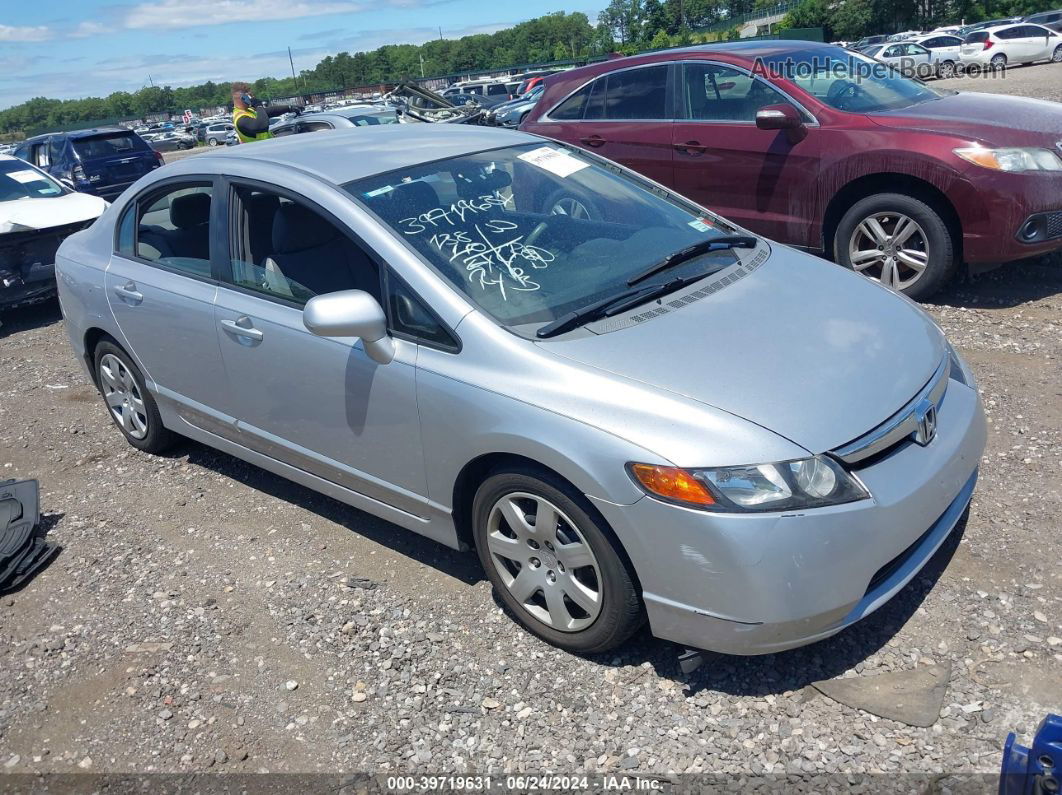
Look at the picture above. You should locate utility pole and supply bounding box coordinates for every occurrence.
[419,54,425,77]
[147,75,154,87]
[438,26,443,40]
[288,46,298,89]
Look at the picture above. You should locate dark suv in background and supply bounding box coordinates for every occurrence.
[521,42,1062,299]
[15,128,162,201]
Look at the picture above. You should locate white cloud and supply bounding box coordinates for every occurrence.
[0,24,53,42]
[123,0,366,30]
[70,21,111,39]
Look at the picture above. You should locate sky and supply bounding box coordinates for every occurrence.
[0,0,601,110]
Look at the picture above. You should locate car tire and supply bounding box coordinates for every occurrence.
[834,193,957,300]
[472,467,643,654]
[541,188,599,221]
[937,60,956,78]
[93,341,175,454]
[1052,45,1062,62]
[207,138,218,147]
[990,53,1007,69]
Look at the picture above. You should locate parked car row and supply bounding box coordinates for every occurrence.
[858,21,1061,76]
[519,41,1062,300]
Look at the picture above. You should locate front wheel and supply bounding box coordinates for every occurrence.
[472,469,643,654]
[937,60,956,78]
[541,188,598,221]
[207,137,219,147]
[834,193,957,300]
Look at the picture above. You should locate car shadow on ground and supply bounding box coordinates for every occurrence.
[175,433,965,690]
[177,441,485,586]
[929,253,1062,310]
[0,299,62,339]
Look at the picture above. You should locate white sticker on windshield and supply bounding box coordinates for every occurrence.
[517,146,589,178]
[688,217,716,233]
[7,169,47,184]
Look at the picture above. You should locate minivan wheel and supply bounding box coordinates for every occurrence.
[835,193,956,300]
[94,341,175,453]
[472,469,643,654]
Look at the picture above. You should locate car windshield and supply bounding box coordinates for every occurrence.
[73,132,139,158]
[756,48,944,112]
[0,160,64,202]
[347,143,748,334]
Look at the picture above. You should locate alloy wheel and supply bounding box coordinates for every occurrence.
[99,353,149,440]
[1053,45,1062,63]
[938,61,955,78]
[485,492,603,632]
[549,197,591,220]
[848,211,930,291]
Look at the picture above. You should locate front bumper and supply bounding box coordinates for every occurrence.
[590,379,987,655]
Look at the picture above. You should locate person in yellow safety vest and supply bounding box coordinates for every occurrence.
[231,82,302,143]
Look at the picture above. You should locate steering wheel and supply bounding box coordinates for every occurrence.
[826,79,860,109]
[524,221,549,248]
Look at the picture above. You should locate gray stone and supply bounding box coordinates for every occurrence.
[811,662,951,727]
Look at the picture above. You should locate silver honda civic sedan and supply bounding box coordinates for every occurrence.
[55,125,986,655]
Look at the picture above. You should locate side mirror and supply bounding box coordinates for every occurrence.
[303,289,395,364]
[60,177,75,190]
[755,103,807,143]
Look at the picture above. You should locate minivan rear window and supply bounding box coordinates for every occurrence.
[73,132,142,158]
[964,31,989,42]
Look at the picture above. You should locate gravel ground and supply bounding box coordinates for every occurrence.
[935,60,1062,101]
[1,74,1060,786]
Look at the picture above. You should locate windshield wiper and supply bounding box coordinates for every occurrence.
[536,272,716,339]
[626,235,756,286]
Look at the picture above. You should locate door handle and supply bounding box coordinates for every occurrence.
[580,134,606,148]
[112,281,143,304]
[674,141,707,156]
[220,316,264,342]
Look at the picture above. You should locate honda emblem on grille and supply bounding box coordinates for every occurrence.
[913,399,938,446]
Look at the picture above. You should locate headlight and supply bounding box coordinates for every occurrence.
[629,456,869,513]
[953,146,1062,172]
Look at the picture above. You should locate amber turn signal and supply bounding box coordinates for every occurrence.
[628,464,716,507]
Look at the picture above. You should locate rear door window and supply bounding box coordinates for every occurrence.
[73,133,141,158]
[132,183,214,278]
[549,81,596,120]
[602,66,668,120]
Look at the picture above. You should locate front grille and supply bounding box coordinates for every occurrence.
[1046,211,1062,240]
[864,522,936,596]
[0,219,93,274]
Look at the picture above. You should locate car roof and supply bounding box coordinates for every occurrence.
[24,126,131,142]
[202,124,540,184]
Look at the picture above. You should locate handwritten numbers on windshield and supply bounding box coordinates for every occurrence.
[398,191,555,301]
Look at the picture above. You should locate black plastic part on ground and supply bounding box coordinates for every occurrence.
[0,478,59,592]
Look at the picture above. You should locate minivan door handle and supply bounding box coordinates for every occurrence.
[220,316,264,342]
[580,134,606,148]
[674,140,707,156]
[112,281,143,304]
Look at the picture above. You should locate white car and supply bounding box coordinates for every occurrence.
[913,33,965,76]
[960,23,1062,68]
[862,41,935,77]
[0,155,106,315]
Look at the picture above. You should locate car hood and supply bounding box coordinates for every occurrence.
[539,249,946,455]
[0,192,108,234]
[868,92,1062,147]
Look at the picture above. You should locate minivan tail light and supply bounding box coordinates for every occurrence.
[983,40,994,50]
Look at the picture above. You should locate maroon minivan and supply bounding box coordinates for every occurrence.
[521,42,1062,298]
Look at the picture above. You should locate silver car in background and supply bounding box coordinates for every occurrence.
[55,126,986,656]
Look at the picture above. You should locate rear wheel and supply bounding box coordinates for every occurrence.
[207,137,219,147]
[472,468,643,654]
[93,341,175,454]
[990,53,1007,69]
[834,193,957,300]
[937,60,956,78]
